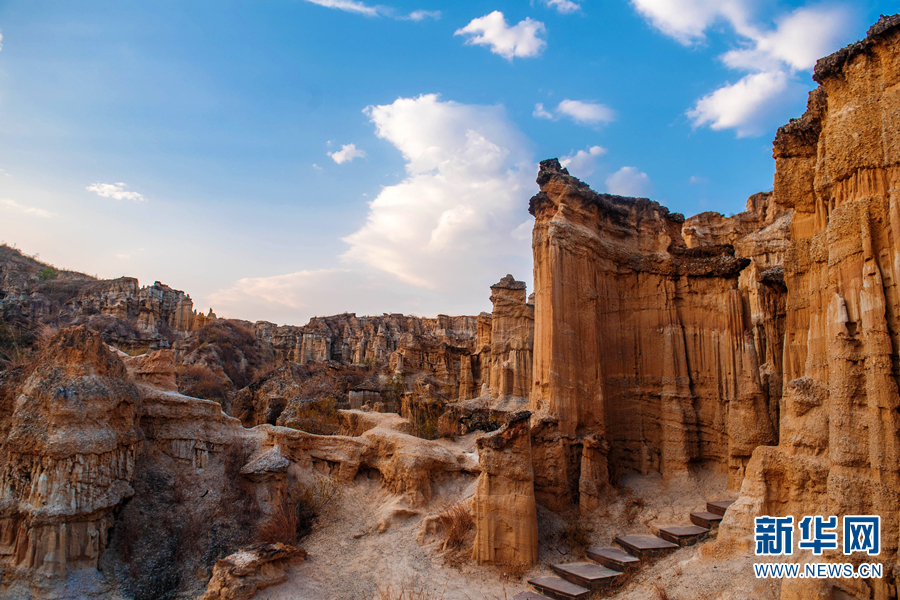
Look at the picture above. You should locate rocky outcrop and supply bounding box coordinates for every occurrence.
[528,159,780,511]
[119,348,178,392]
[719,16,900,599]
[488,276,534,400]
[0,247,216,353]
[472,411,538,566]
[458,276,534,403]
[0,327,142,577]
[201,543,305,600]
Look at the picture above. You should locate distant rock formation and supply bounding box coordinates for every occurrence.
[458,274,535,403]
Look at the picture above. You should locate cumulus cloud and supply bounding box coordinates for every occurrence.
[556,99,615,126]
[328,143,367,164]
[455,11,547,60]
[631,0,857,137]
[544,0,582,14]
[723,5,854,72]
[1,199,55,218]
[560,145,606,177]
[208,94,537,324]
[630,0,754,45]
[688,70,794,137]
[346,93,533,289]
[86,182,146,202]
[606,166,652,197]
[0,33,4,51]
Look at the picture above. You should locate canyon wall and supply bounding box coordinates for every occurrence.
[528,160,785,508]
[721,15,900,599]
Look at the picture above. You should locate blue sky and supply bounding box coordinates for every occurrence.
[0,0,893,324]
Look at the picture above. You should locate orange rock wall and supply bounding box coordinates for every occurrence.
[722,17,900,599]
[529,162,782,507]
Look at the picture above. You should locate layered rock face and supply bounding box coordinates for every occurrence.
[458,275,534,402]
[0,327,142,577]
[0,252,216,352]
[529,160,782,508]
[254,313,477,403]
[721,16,900,599]
[472,411,538,566]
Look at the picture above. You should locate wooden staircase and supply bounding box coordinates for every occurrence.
[513,500,734,600]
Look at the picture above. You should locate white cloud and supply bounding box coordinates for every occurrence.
[533,103,554,119]
[1,199,55,218]
[606,166,652,197]
[544,0,582,14]
[312,163,323,170]
[208,94,536,325]
[346,94,533,289]
[404,10,441,21]
[560,145,606,177]
[689,175,708,184]
[86,182,146,202]
[629,0,755,45]
[556,99,616,126]
[631,1,857,137]
[302,0,380,16]
[687,70,793,137]
[724,5,854,72]
[328,143,367,164]
[455,11,547,60]
[0,33,4,51]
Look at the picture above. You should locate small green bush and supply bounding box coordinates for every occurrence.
[38,267,58,281]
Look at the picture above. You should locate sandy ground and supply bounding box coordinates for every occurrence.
[253,462,777,600]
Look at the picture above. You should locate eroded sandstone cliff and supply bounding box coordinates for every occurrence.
[528,159,783,511]
[718,15,900,599]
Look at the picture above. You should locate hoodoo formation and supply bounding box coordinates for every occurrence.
[0,13,899,600]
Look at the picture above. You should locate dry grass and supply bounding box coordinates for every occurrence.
[559,515,592,554]
[497,561,530,582]
[622,489,647,525]
[258,493,301,545]
[652,581,670,600]
[377,578,448,600]
[257,474,342,545]
[177,364,229,402]
[436,501,474,551]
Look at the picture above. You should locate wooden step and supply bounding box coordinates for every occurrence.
[550,562,622,592]
[614,535,678,559]
[657,525,710,546]
[586,546,640,572]
[706,500,735,516]
[527,576,590,600]
[691,511,724,529]
[512,593,553,600]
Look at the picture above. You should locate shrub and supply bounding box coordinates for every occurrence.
[404,396,447,440]
[38,267,58,281]
[177,364,229,402]
[436,501,473,551]
[257,474,341,545]
[277,395,342,434]
[559,516,592,554]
